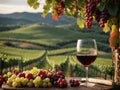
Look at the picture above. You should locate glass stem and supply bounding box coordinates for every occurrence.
[85,66,88,87]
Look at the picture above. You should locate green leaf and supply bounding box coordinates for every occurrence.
[103,23,110,33]
[65,8,72,16]
[107,4,119,16]
[98,2,106,11]
[111,25,117,32]
[77,18,85,29]
[27,0,37,7]
[64,0,73,6]
[27,0,39,9]
[33,2,39,9]
[77,0,85,7]
[42,4,51,17]
[98,0,109,11]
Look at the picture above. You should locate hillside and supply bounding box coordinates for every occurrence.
[0,12,75,25]
[0,17,34,25]
[0,23,111,52]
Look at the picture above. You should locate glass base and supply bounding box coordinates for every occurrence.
[80,82,95,87]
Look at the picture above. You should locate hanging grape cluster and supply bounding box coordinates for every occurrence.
[55,0,65,16]
[85,0,110,29]
[52,0,65,20]
[52,0,81,20]
[99,10,109,27]
[85,0,97,29]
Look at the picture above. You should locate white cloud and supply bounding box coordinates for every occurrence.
[0,0,27,5]
[0,0,45,14]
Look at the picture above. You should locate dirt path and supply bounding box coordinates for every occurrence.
[0,40,42,49]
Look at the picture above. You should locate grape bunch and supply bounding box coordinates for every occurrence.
[85,0,110,29]
[2,68,68,88]
[0,75,5,87]
[37,69,47,79]
[85,0,97,29]
[54,78,68,88]
[55,0,65,16]
[6,69,52,88]
[99,10,109,27]
[52,0,65,20]
[47,71,67,88]
[1,67,82,88]
[94,9,101,23]
[69,79,80,87]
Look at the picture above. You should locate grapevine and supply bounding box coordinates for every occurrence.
[27,0,120,49]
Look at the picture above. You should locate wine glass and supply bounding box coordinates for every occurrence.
[76,39,97,87]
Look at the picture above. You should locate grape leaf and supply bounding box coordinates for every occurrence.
[98,0,110,11]
[64,0,73,6]
[27,0,37,7]
[107,4,119,16]
[111,25,117,32]
[42,4,51,17]
[78,0,85,8]
[103,23,110,33]
[98,2,106,11]
[27,0,39,9]
[33,2,39,9]
[77,18,85,29]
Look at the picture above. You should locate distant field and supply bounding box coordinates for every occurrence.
[0,24,110,48]
[0,24,80,46]
[0,24,112,69]
[0,45,45,61]
[47,55,68,66]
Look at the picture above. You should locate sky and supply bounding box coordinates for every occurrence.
[0,0,45,14]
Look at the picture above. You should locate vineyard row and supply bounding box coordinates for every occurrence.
[0,52,114,80]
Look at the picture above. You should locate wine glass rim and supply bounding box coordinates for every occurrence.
[78,39,96,41]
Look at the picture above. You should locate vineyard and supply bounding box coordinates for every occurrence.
[0,48,113,80]
[0,23,113,80]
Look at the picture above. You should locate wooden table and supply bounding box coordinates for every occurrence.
[1,84,112,90]
[1,78,112,90]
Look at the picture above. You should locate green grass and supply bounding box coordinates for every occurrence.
[0,24,81,46]
[69,56,79,65]
[93,58,112,66]
[47,55,68,66]
[0,45,45,61]
[48,48,75,55]
[0,24,110,49]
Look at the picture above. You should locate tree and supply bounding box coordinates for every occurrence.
[27,0,120,87]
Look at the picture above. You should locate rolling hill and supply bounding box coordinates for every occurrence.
[0,23,111,52]
[0,12,76,25]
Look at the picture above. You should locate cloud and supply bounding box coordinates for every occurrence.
[0,0,27,5]
[0,0,44,14]
[0,4,44,14]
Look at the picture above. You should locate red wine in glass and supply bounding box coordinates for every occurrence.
[76,54,97,67]
[76,39,97,87]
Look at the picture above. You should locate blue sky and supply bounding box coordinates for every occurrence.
[0,0,44,14]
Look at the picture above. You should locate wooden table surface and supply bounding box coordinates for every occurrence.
[1,84,112,90]
[0,77,112,90]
